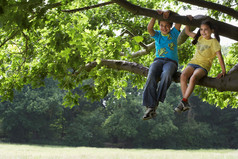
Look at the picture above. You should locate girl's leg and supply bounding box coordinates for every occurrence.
[183,68,207,99]
[180,66,194,97]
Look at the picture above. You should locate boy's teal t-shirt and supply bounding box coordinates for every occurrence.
[152,27,180,63]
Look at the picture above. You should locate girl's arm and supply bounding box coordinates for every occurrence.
[185,25,196,38]
[216,51,226,79]
[185,15,196,38]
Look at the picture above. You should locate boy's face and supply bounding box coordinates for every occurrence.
[159,21,171,35]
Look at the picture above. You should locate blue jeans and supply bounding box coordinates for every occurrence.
[143,58,178,108]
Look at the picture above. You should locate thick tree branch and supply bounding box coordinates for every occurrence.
[62,1,114,13]
[228,63,238,74]
[177,0,238,20]
[75,59,238,92]
[112,0,238,41]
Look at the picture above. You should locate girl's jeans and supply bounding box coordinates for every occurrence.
[143,58,178,108]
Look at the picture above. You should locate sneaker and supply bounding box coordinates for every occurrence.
[142,107,157,120]
[175,101,190,113]
[174,102,183,113]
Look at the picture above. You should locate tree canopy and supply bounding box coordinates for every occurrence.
[0,0,238,108]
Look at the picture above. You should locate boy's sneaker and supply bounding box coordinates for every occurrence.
[143,106,157,120]
[174,101,190,113]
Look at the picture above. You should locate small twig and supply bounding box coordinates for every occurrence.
[22,31,29,54]
[0,31,19,48]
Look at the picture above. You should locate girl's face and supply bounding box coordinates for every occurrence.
[159,21,171,35]
[200,24,213,40]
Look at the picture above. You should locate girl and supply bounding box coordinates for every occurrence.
[175,19,226,113]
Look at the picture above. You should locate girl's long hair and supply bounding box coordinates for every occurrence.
[192,20,220,45]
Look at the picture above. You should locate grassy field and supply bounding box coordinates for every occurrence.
[0,143,238,159]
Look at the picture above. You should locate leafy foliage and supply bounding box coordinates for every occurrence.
[0,0,237,108]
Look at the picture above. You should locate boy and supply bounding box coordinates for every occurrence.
[142,10,182,120]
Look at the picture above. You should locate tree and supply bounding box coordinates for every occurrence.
[0,78,65,142]
[0,0,237,108]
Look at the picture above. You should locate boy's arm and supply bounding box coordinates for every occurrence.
[147,18,156,36]
[147,9,168,37]
[168,11,181,31]
[175,23,181,31]
[216,51,226,79]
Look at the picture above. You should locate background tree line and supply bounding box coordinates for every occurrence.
[0,78,237,149]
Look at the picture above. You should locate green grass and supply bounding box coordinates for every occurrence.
[0,143,238,159]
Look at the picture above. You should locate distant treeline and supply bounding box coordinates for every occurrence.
[0,78,237,149]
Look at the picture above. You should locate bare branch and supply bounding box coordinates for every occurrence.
[131,42,155,57]
[74,59,148,77]
[177,0,238,20]
[62,1,114,13]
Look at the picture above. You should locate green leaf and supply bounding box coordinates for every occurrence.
[132,36,144,43]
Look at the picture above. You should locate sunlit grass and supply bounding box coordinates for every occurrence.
[0,143,238,159]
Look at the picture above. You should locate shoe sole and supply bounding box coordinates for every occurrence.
[142,112,157,120]
[183,107,190,111]
[174,107,182,113]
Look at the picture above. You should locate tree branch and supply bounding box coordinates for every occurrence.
[62,1,114,13]
[74,59,238,92]
[177,0,238,20]
[228,63,238,74]
[112,0,238,41]
[131,42,155,57]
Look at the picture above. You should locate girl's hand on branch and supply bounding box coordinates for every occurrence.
[216,71,226,79]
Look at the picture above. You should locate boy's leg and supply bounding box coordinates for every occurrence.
[142,60,163,120]
[156,61,177,103]
[142,60,163,107]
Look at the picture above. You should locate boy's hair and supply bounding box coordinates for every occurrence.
[158,20,173,28]
[192,20,220,45]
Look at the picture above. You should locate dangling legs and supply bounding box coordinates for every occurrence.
[175,66,207,113]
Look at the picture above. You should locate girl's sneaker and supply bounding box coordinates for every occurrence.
[174,101,190,113]
[142,107,157,120]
